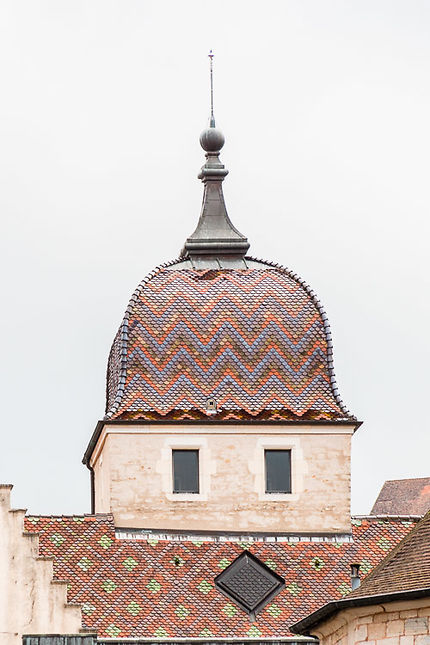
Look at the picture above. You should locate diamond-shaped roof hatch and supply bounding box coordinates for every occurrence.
[214,550,285,619]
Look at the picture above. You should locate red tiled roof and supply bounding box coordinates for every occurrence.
[348,509,430,599]
[371,477,430,516]
[106,262,353,422]
[291,510,430,635]
[23,515,415,640]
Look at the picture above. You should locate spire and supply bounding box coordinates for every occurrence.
[209,49,215,128]
[182,52,250,264]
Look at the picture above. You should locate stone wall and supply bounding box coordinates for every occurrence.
[312,598,430,645]
[91,423,354,533]
[0,485,82,645]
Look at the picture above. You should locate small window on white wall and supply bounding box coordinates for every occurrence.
[172,449,199,493]
[265,450,291,493]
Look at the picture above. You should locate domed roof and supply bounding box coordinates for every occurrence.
[104,121,353,423]
[105,257,352,422]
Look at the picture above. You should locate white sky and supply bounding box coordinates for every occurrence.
[1,0,429,517]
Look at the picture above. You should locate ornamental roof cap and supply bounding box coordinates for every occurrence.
[182,52,250,265]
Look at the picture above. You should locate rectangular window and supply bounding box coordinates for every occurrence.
[172,449,199,493]
[265,449,291,493]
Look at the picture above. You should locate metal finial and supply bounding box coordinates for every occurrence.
[183,50,250,262]
[209,50,215,127]
[200,50,224,152]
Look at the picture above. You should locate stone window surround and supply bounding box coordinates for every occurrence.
[157,436,216,502]
[250,436,306,502]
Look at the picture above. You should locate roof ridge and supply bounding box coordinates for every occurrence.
[25,513,115,520]
[384,476,430,483]
[353,514,421,520]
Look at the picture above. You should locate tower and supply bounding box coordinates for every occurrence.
[83,63,358,535]
[4,58,424,645]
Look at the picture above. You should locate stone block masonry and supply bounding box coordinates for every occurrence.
[312,601,430,645]
[0,485,82,645]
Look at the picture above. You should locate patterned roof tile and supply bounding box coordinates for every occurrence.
[106,261,354,422]
[348,509,430,598]
[24,515,415,639]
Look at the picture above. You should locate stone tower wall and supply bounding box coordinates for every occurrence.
[91,423,354,533]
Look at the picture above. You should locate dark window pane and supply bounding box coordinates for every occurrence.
[265,450,291,493]
[172,450,199,493]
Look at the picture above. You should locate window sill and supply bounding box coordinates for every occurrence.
[260,492,296,501]
[173,491,200,495]
[166,492,207,502]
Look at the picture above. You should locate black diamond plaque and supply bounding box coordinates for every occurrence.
[214,550,285,618]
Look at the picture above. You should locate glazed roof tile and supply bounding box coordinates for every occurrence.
[291,510,430,635]
[106,259,353,422]
[23,515,415,640]
[348,509,430,599]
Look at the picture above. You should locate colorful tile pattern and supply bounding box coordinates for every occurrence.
[24,515,416,639]
[349,509,430,599]
[106,262,353,421]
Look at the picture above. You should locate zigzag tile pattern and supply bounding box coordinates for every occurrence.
[106,263,352,420]
[24,515,416,639]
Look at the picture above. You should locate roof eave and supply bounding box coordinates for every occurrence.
[82,419,105,467]
[82,418,362,467]
[290,587,430,636]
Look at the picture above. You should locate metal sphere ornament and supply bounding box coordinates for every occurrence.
[200,127,225,152]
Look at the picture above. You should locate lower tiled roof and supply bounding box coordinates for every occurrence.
[23,515,415,640]
[348,509,430,599]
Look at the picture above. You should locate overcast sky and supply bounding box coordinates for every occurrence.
[1,0,429,517]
